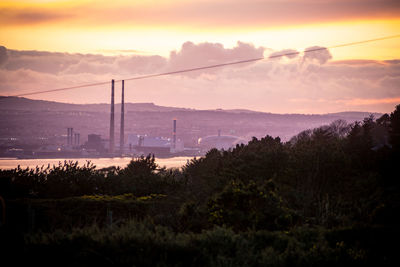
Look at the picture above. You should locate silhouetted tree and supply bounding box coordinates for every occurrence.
[390,104,400,150]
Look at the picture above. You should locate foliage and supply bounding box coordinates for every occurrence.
[1,105,400,266]
[208,179,295,231]
[2,221,399,267]
[0,160,102,198]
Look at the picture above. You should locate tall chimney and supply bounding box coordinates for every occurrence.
[120,80,125,154]
[70,128,73,147]
[173,119,177,150]
[109,79,115,154]
[67,128,70,145]
[74,133,80,146]
[71,128,73,146]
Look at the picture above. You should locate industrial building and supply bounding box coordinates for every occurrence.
[83,134,106,153]
[198,130,247,151]
[127,134,184,156]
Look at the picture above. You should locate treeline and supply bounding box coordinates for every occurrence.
[1,105,400,266]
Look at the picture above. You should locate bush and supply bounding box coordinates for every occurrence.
[208,179,295,231]
[3,222,398,267]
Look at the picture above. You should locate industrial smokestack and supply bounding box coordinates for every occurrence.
[74,133,80,146]
[173,119,177,150]
[70,128,73,146]
[120,80,125,154]
[76,133,80,146]
[67,128,73,146]
[67,128,70,145]
[109,79,115,154]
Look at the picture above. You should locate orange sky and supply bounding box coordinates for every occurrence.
[1,0,399,60]
[0,0,399,114]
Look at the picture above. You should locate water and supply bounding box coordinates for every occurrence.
[0,156,195,170]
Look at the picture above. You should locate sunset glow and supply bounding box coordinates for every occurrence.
[1,0,399,59]
[0,0,399,113]
[2,3,400,263]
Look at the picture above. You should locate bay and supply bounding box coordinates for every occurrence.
[0,156,195,170]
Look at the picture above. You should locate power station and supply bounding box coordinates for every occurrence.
[120,80,125,154]
[173,118,177,150]
[15,79,207,158]
[108,79,126,155]
[109,79,115,154]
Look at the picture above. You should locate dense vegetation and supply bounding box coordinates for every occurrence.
[1,105,399,266]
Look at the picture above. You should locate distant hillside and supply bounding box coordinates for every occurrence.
[0,97,382,118]
[0,96,383,146]
[0,97,190,113]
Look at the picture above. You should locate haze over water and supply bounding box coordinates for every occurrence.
[0,156,193,170]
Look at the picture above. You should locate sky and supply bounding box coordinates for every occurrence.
[0,0,399,114]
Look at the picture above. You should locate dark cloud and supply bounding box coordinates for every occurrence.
[0,8,73,25]
[0,46,8,65]
[3,49,81,74]
[303,46,332,64]
[2,48,119,75]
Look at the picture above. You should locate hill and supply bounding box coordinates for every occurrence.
[0,96,382,149]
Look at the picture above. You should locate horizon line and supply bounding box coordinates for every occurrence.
[0,95,385,116]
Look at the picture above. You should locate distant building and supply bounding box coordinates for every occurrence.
[84,134,106,152]
[4,148,24,157]
[198,134,246,151]
[128,134,170,147]
[127,134,184,156]
[170,139,184,153]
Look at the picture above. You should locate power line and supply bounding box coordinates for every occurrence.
[5,34,400,98]
[9,81,111,98]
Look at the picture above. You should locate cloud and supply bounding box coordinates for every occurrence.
[0,42,399,114]
[1,0,399,28]
[0,46,7,65]
[0,8,74,25]
[3,51,78,74]
[0,47,167,76]
[303,46,332,64]
[97,49,151,55]
[269,49,299,60]
[338,97,400,106]
[116,55,167,75]
[167,41,264,77]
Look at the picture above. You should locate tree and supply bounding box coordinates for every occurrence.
[390,105,400,150]
[208,179,294,231]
